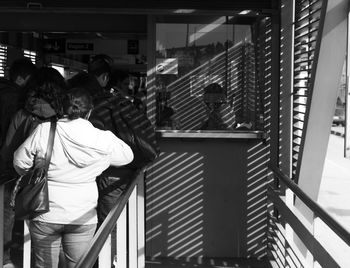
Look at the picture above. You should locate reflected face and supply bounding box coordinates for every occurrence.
[97,73,110,88]
[119,77,133,94]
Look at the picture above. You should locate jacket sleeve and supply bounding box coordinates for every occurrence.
[102,130,134,167]
[12,124,43,175]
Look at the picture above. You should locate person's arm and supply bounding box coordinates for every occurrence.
[13,124,43,175]
[0,110,25,176]
[104,130,134,167]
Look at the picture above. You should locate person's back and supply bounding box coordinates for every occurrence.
[1,67,66,178]
[13,87,133,268]
[0,66,64,268]
[0,58,36,268]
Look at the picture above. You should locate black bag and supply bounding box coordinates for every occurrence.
[110,97,159,169]
[11,119,56,220]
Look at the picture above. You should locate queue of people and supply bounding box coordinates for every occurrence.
[0,55,158,268]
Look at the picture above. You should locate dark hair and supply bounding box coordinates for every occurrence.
[88,54,112,77]
[67,71,102,97]
[9,57,37,82]
[63,87,93,120]
[25,67,67,116]
[203,83,226,103]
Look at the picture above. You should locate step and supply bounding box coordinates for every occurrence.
[146,257,271,268]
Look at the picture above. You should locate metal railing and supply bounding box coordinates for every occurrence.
[76,169,146,268]
[0,177,32,267]
[0,169,146,268]
[267,165,350,267]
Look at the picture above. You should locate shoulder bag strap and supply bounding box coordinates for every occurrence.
[44,117,57,172]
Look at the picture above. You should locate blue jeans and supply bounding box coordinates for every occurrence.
[97,175,130,223]
[29,221,96,268]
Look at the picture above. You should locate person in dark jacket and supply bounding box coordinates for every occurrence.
[1,67,66,175]
[87,54,113,91]
[68,60,158,266]
[0,67,66,268]
[69,60,159,221]
[0,57,36,268]
[0,57,37,149]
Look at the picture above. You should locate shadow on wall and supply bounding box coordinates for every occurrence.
[145,139,269,259]
[145,151,205,257]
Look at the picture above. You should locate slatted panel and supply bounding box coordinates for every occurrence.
[244,16,272,259]
[292,0,324,181]
[267,0,327,266]
[268,211,305,268]
[0,44,7,77]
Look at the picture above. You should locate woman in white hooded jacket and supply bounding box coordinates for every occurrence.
[13,87,133,268]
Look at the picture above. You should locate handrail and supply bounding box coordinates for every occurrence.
[269,164,350,247]
[75,168,145,268]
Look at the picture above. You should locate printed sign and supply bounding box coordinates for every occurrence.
[67,42,94,51]
[156,58,178,75]
[43,39,66,53]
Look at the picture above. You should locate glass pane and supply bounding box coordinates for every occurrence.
[155,17,260,131]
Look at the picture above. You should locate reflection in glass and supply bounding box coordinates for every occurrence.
[155,17,262,131]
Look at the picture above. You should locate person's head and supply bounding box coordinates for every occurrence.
[110,70,131,95]
[203,83,226,105]
[9,57,37,87]
[67,71,102,97]
[88,54,112,88]
[63,87,93,120]
[25,67,67,116]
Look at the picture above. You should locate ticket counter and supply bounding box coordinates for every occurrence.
[145,14,271,258]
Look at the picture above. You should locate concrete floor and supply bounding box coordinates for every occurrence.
[315,129,350,268]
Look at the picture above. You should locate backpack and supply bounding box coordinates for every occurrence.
[93,93,160,170]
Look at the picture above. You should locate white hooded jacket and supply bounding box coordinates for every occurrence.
[13,118,134,225]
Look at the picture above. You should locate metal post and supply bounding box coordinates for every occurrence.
[0,185,4,266]
[116,206,127,268]
[98,235,112,268]
[137,180,145,268]
[345,7,350,158]
[23,221,31,268]
[128,188,138,268]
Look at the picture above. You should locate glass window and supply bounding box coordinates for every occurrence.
[0,44,7,77]
[155,16,261,131]
[23,49,37,65]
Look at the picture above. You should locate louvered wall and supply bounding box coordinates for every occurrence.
[292,0,325,181]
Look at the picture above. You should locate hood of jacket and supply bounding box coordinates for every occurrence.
[56,118,110,168]
[25,97,57,119]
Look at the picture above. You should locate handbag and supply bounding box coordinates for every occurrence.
[10,118,57,220]
[109,97,159,169]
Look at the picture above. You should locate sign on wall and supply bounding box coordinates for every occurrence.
[156,58,178,74]
[67,42,94,51]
